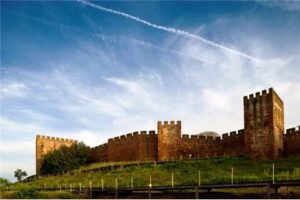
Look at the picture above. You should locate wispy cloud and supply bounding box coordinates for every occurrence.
[258,1,300,12]
[0,82,27,99]
[78,0,260,62]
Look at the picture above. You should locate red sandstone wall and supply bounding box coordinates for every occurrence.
[222,130,245,156]
[177,130,244,159]
[178,135,222,158]
[90,144,108,162]
[284,126,300,156]
[138,131,158,161]
[106,130,158,162]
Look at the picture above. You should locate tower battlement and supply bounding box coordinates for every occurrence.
[158,120,181,127]
[36,135,78,143]
[243,88,273,101]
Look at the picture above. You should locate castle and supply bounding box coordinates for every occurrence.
[36,88,300,175]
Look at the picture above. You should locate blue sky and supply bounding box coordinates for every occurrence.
[1,1,300,181]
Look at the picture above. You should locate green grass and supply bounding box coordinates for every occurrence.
[0,185,78,199]
[4,156,300,191]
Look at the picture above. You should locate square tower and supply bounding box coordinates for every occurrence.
[36,135,77,175]
[157,121,181,161]
[244,88,284,159]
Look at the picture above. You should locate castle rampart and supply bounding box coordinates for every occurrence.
[36,88,300,174]
[90,130,158,163]
[222,129,245,156]
[284,126,300,156]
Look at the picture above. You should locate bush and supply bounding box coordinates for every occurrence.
[38,191,76,199]
[0,177,10,187]
[13,185,39,199]
[41,142,91,175]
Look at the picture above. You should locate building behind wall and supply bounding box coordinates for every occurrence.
[35,88,300,175]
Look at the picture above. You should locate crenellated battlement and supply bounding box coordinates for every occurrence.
[108,131,157,142]
[284,126,300,156]
[36,134,78,143]
[243,88,273,101]
[181,134,223,142]
[91,143,108,150]
[158,120,181,126]
[222,129,244,140]
[285,126,300,136]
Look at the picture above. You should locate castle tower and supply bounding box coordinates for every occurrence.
[157,121,181,161]
[36,135,77,175]
[244,88,284,159]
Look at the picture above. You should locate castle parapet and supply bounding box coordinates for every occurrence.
[285,126,300,136]
[243,88,283,106]
[244,88,272,101]
[191,135,198,140]
[36,134,78,143]
[182,134,189,139]
[284,126,300,156]
[230,131,237,136]
[158,120,181,126]
[222,133,228,138]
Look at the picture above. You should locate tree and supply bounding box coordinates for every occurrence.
[0,177,10,187]
[14,169,27,181]
[40,142,91,175]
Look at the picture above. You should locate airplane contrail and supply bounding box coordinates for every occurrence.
[16,11,222,66]
[78,0,261,62]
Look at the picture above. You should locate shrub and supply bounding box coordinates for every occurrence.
[13,185,39,199]
[41,142,91,175]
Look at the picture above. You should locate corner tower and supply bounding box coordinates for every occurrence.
[36,135,77,175]
[244,88,284,159]
[157,121,181,161]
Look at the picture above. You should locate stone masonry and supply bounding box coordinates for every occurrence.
[35,88,300,175]
[244,88,284,159]
[36,135,77,175]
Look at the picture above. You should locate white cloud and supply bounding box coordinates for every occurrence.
[0,82,27,98]
[0,140,34,154]
[259,1,300,12]
[0,117,44,139]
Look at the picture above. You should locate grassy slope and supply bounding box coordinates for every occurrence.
[9,156,300,190]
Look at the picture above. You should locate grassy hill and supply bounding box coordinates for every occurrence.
[1,156,300,198]
[13,156,300,187]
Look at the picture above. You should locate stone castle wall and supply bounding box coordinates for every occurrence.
[90,131,158,162]
[36,88,300,174]
[284,126,300,156]
[90,126,248,162]
[36,135,77,175]
[90,143,108,162]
